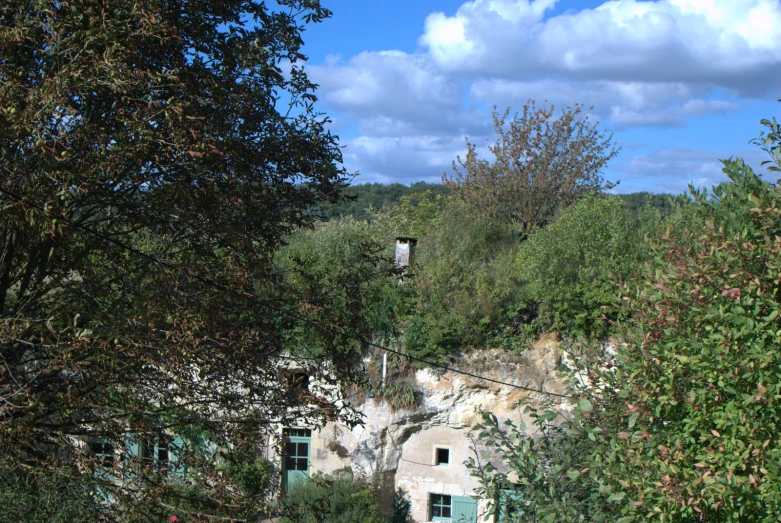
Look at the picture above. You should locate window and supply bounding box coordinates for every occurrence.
[89,440,114,466]
[157,441,169,464]
[284,428,312,438]
[431,495,478,522]
[430,494,452,520]
[140,438,169,465]
[435,447,450,466]
[284,440,309,472]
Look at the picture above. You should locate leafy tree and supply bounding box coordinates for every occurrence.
[403,200,524,359]
[0,1,366,519]
[618,192,689,219]
[385,488,414,523]
[517,194,655,339]
[468,120,781,522]
[443,101,619,233]
[276,213,412,351]
[392,189,451,240]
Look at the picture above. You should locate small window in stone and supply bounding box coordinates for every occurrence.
[435,447,450,466]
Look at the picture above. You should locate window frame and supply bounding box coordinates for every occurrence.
[140,437,170,467]
[88,439,115,466]
[434,446,450,466]
[430,493,452,521]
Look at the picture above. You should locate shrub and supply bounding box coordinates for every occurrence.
[0,462,104,523]
[385,488,413,523]
[280,473,382,523]
[221,449,276,498]
[469,119,781,522]
[373,381,422,412]
[404,200,524,357]
[517,194,652,339]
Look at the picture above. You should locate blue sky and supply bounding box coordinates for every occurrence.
[296,0,780,194]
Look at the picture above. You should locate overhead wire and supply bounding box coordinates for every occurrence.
[0,185,573,399]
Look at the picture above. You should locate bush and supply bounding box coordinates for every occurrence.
[221,449,276,498]
[385,488,413,523]
[470,119,781,522]
[0,462,105,523]
[373,381,422,412]
[276,214,413,355]
[404,200,524,358]
[280,473,383,523]
[517,194,653,339]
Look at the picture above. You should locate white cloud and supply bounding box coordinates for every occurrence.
[611,99,739,128]
[470,78,740,128]
[419,0,781,96]
[309,51,488,136]
[304,0,778,190]
[342,134,478,184]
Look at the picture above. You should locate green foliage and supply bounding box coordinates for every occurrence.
[373,381,422,412]
[404,200,525,358]
[0,1,367,519]
[517,194,654,338]
[221,449,276,498]
[392,190,451,239]
[618,192,690,219]
[467,401,613,523]
[135,444,276,522]
[280,473,383,523]
[0,462,105,522]
[385,488,414,523]
[277,214,412,353]
[444,101,619,232]
[320,182,449,221]
[469,122,781,522]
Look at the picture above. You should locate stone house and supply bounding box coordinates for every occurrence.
[266,336,565,523]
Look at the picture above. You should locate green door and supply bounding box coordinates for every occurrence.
[452,496,477,523]
[283,429,311,489]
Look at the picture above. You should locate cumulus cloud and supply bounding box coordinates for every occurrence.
[308,51,489,137]
[342,134,477,184]
[419,0,781,96]
[304,0,776,188]
[470,78,740,128]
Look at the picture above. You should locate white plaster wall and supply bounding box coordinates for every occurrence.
[395,425,488,522]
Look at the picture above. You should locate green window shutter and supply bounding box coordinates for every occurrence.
[452,496,477,523]
[497,490,524,522]
[125,434,139,458]
[170,435,185,479]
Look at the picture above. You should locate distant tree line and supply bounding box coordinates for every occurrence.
[320,182,683,223]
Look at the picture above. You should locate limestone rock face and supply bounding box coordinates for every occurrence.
[309,335,567,521]
[357,334,565,472]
